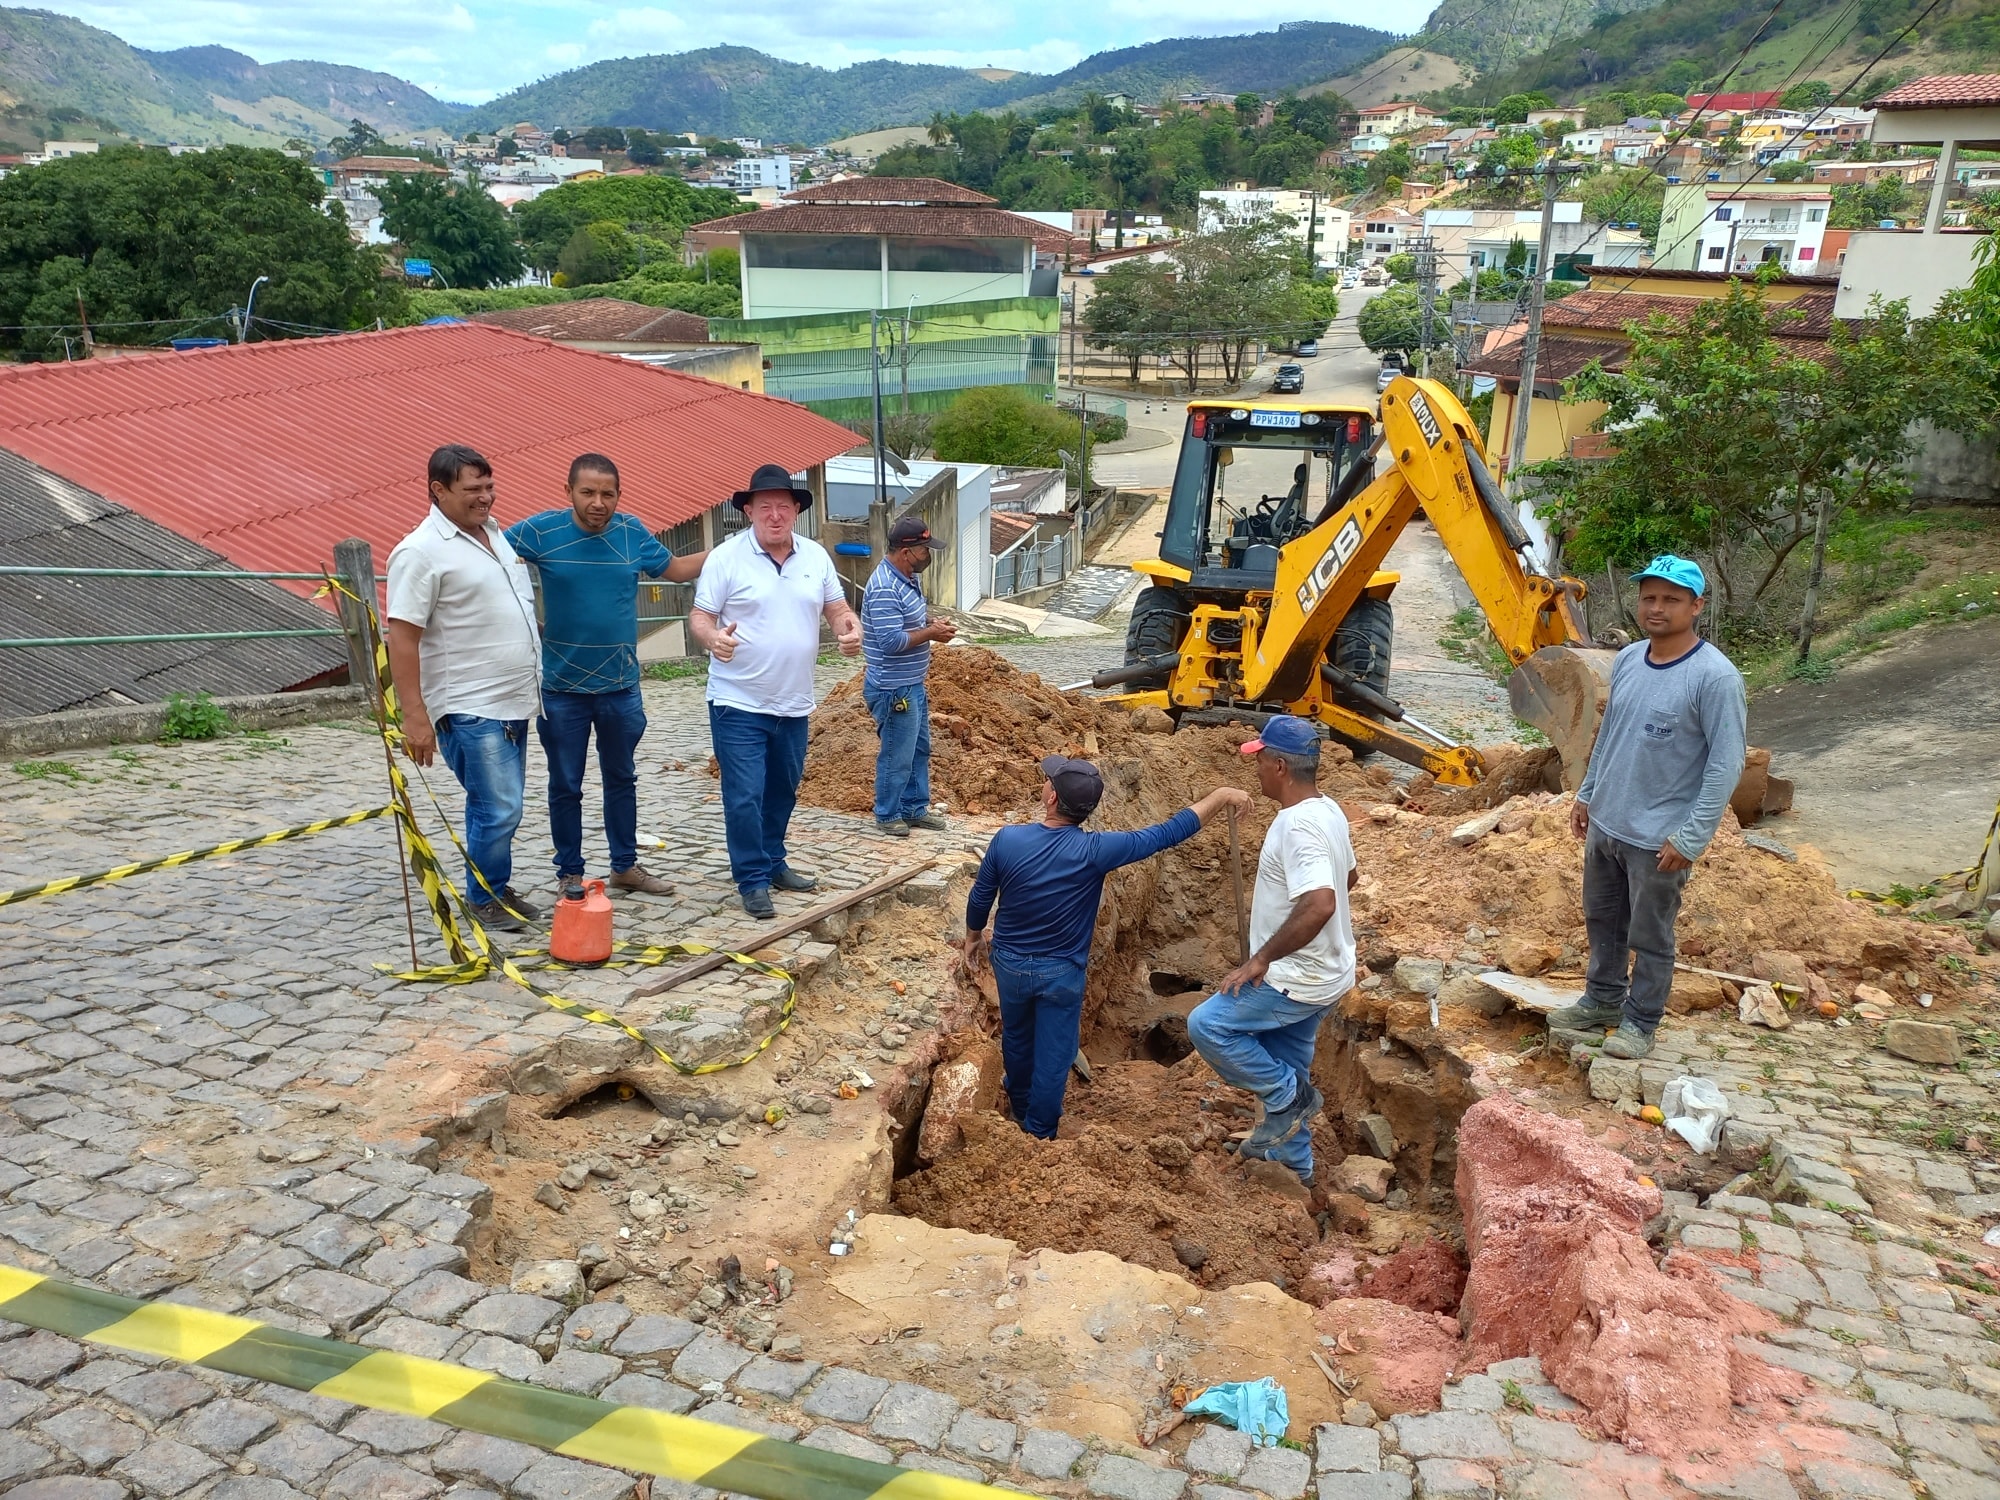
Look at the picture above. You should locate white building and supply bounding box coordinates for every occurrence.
[1359,212,1420,260]
[822,456,993,608]
[732,156,794,192]
[1350,133,1394,154]
[1197,188,1351,267]
[1691,188,1832,274]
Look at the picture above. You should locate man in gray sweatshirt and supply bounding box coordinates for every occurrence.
[1550,555,1747,1060]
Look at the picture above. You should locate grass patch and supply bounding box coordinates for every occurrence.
[1500,1379,1533,1413]
[11,759,83,781]
[643,658,709,683]
[159,690,232,743]
[1741,571,2000,693]
[1440,607,1514,680]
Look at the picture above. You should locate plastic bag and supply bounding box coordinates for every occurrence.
[1183,1377,1290,1446]
[1660,1076,1729,1155]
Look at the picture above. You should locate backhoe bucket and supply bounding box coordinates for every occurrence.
[1508,645,1619,791]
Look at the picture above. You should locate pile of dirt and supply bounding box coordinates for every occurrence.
[1354,1236,1467,1316]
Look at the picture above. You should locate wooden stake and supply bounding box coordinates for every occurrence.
[1227,806,1249,964]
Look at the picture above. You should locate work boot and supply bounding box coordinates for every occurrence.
[875,818,912,838]
[499,886,542,923]
[1547,998,1625,1033]
[741,886,776,920]
[906,810,948,832]
[556,874,586,903]
[1243,1068,1323,1151]
[609,864,674,896]
[1602,1023,1655,1060]
[771,866,818,893]
[468,899,528,934]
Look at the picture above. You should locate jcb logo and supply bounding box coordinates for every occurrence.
[1296,517,1364,613]
[1409,390,1444,448]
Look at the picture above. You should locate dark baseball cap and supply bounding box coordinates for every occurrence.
[1240,714,1320,756]
[888,516,946,550]
[1040,755,1104,817]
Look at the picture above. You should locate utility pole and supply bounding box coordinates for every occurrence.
[1303,189,1319,272]
[1412,234,1438,378]
[869,311,887,511]
[1504,163,1563,491]
[899,305,912,415]
[1077,390,1089,562]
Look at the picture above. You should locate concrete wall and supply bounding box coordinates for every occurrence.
[1908,422,2000,505]
[742,268,881,318]
[0,687,368,755]
[1834,231,1984,318]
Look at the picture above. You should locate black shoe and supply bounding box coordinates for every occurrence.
[742,886,776,920]
[468,899,528,934]
[906,811,948,832]
[876,818,912,838]
[771,866,818,893]
[499,886,543,922]
[1243,1069,1322,1151]
[556,875,586,903]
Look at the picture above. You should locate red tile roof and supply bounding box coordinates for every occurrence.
[785,176,996,205]
[1867,74,2000,110]
[333,155,447,175]
[698,202,1074,252]
[466,298,710,343]
[1545,287,1839,341]
[1686,91,1783,112]
[0,323,857,602]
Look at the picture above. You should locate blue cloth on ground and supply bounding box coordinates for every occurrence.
[1183,1377,1290,1446]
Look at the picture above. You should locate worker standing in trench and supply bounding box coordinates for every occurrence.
[959,759,1250,1140]
[1549,556,1747,1061]
[1187,715,1357,1190]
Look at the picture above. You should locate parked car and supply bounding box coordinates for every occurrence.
[1339,273,1358,289]
[1376,358,1405,393]
[1296,339,1320,358]
[1272,363,1305,393]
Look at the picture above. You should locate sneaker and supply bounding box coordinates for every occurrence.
[875,818,912,838]
[771,866,818,893]
[556,874,586,903]
[1602,1023,1655,1059]
[1547,999,1625,1032]
[499,886,542,922]
[609,864,674,896]
[468,899,528,934]
[906,810,948,832]
[741,886,776,920]
[1244,1069,1323,1151]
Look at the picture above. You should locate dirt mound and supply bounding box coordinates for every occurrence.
[1354,1237,1467,1316]
[1312,1297,1462,1414]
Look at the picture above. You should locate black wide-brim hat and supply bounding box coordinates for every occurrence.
[731,462,814,512]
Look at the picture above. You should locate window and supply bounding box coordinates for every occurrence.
[888,237,1022,274]
[1799,246,1815,261]
[1714,206,1732,222]
[742,234,880,271]
[1707,245,1725,260]
[1806,206,1824,221]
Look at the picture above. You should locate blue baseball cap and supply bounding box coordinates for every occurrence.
[1631,555,1706,597]
[1240,714,1320,756]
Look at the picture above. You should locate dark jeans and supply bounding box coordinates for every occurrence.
[864,680,931,824]
[991,947,1088,1140]
[1188,980,1327,1181]
[1583,827,1692,1032]
[435,714,528,903]
[538,687,646,880]
[708,703,808,894]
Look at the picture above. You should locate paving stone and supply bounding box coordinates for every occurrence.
[1744,1338,1855,1388]
[1812,1397,1899,1439]
[1897,1415,1997,1475]
[245,1425,358,1487]
[561,1303,632,1351]
[1316,1423,1383,1473]
[1020,1425,1089,1480]
[1320,1476,1415,1500]
[431,1431,542,1489]
[1415,1458,1494,1499]
[1241,1444,1315,1499]
[1800,1461,1916,1500]
[801,1426,895,1464]
[458,1336,543,1381]
[595,1371,700,1414]
[1507,1416,1597,1463]
[456,1293,561,1340]
[389,1271,486,1322]
[943,1410,1017,1465]
[277,1269,391,1331]
[1868,1378,1994,1422]
[362,1318,463,1361]
[609,1314,699,1357]
[1391,1414,1512,1461]
[7,1331,84,1383]
[339,1411,451,1455]
[869,1381,960,1447]
[358,1243,469,1285]
[111,1437,222,1495]
[1504,1461,1628,1500]
[0,1430,56,1484]
[690,1400,800,1441]
[669,1331,754,1386]
[0,1376,51,1430]
[1804,1232,1874,1272]
[1669,1459,1799,1500]
[531,1349,623,1396]
[734,1355,821,1400]
[37,1406,147,1467]
[899,1452,986,1482]
[321,1455,445,1500]
[101,1368,212,1420]
[1187,1425,1254,1479]
[1090,1454,1189,1500]
[4,1479,131,1500]
[1910,1462,2000,1500]
[801,1367,890,1423]
[1441,1375,1504,1413]
[512,1453,644,1500]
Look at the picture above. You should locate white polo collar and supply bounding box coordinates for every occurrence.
[425,505,498,545]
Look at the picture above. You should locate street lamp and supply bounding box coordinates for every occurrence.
[239,275,269,343]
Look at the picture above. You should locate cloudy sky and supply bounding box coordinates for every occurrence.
[53,0,1433,104]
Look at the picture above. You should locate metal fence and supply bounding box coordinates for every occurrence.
[993,532,1072,598]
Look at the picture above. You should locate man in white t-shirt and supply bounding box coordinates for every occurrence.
[690,463,862,919]
[1188,714,1357,1189]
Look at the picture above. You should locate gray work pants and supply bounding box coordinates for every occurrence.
[1582,827,1691,1032]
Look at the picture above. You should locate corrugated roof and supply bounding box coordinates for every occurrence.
[1868,75,2000,110]
[334,156,446,174]
[0,323,858,602]
[1461,336,1630,391]
[784,177,995,205]
[0,449,345,716]
[467,299,711,343]
[989,509,1038,553]
[1545,287,1840,341]
[703,202,1075,253]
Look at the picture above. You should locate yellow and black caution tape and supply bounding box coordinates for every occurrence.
[0,804,398,910]
[0,1263,1017,1500]
[1847,790,2000,906]
[324,575,802,1077]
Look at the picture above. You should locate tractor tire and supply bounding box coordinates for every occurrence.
[1123,586,1192,684]
[1327,596,1394,755]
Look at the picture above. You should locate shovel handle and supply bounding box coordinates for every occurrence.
[1227,805,1249,965]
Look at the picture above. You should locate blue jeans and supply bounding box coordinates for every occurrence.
[864,680,931,824]
[991,947,1088,1140]
[538,686,646,880]
[435,714,528,903]
[1188,980,1329,1181]
[708,703,809,894]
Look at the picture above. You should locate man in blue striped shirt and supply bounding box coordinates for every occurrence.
[860,516,958,835]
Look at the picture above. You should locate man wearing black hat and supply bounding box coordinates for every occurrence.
[860,516,958,836]
[690,463,862,919]
[961,760,1249,1139]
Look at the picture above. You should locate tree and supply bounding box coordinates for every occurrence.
[1235,92,1263,126]
[1382,252,1417,283]
[1642,92,1687,118]
[1081,258,1173,381]
[1769,160,1812,182]
[1357,284,1445,355]
[580,126,627,152]
[329,118,385,158]
[557,221,634,285]
[496,135,520,160]
[625,130,663,167]
[513,175,747,272]
[1159,218,1313,386]
[0,145,401,356]
[1779,80,1833,111]
[1365,142,1414,191]
[931,386,1076,473]
[552,128,572,147]
[1504,236,1530,278]
[377,174,525,290]
[1493,93,1552,126]
[1830,178,1915,229]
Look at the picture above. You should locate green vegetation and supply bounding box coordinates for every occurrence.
[159,690,232,743]
[931,387,1082,476]
[0,145,403,356]
[1358,285,1449,356]
[1420,0,1664,73]
[642,658,708,682]
[513,175,748,276]
[377,173,525,290]
[11,758,82,780]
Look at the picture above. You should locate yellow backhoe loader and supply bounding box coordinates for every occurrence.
[1078,377,1616,788]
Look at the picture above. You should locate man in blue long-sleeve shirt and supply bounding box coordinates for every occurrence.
[1551,555,1747,1060]
[961,757,1250,1139]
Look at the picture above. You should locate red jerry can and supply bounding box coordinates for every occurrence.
[550,879,614,966]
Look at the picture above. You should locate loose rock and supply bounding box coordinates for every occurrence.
[1882,1018,1960,1066]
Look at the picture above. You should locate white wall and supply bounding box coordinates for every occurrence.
[1835,230,1983,318]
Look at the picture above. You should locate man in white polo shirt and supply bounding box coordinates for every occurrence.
[690,463,862,919]
[386,444,545,933]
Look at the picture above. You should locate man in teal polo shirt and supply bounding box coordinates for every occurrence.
[505,454,706,901]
